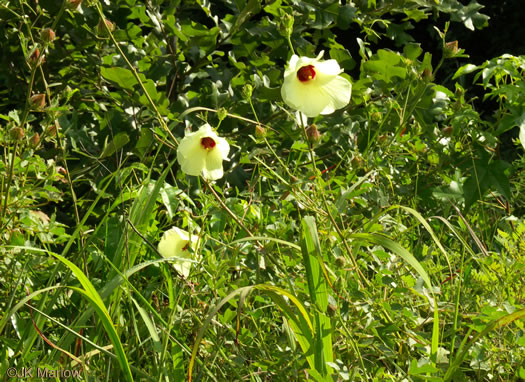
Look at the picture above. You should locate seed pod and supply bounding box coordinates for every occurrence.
[9,127,25,140]
[442,126,453,137]
[30,133,40,146]
[29,47,42,67]
[67,0,83,10]
[40,28,56,43]
[277,12,294,38]
[444,41,459,58]
[422,68,433,82]
[305,124,321,144]
[351,156,363,168]
[97,18,115,36]
[255,124,266,138]
[47,122,58,136]
[30,94,46,110]
[335,256,346,267]
[370,111,382,122]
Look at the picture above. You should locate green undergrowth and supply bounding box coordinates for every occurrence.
[1,0,524,381]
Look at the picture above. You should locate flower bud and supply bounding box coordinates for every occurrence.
[217,107,228,122]
[255,124,266,138]
[444,41,459,58]
[327,303,337,317]
[9,127,25,140]
[47,122,58,136]
[370,111,382,122]
[242,84,253,100]
[66,0,83,10]
[29,47,42,67]
[351,155,363,168]
[442,126,453,137]
[40,28,56,43]
[335,256,346,267]
[422,68,433,82]
[30,94,46,110]
[305,124,321,144]
[30,133,40,147]
[277,11,294,37]
[97,18,115,36]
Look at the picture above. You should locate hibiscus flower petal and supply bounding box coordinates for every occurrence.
[203,147,225,180]
[319,76,352,114]
[215,136,230,161]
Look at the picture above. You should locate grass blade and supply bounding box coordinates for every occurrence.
[301,216,333,376]
[444,308,525,380]
[49,253,134,382]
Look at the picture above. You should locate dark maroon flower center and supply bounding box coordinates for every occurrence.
[297,65,316,82]
[201,137,216,150]
[182,243,189,251]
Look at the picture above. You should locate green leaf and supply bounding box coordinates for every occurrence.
[101,67,138,90]
[301,216,329,312]
[450,1,489,31]
[408,358,440,375]
[463,155,513,210]
[363,49,407,83]
[329,48,355,71]
[519,113,525,150]
[403,43,423,60]
[100,132,130,158]
[49,253,134,382]
[131,298,162,353]
[444,309,525,381]
[453,63,478,79]
[337,5,356,30]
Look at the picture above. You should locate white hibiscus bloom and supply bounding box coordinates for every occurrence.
[281,51,352,118]
[177,124,230,180]
[157,227,200,278]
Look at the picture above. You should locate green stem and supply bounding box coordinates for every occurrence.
[300,117,369,288]
[0,63,38,229]
[94,1,178,145]
[287,34,295,55]
[204,179,254,238]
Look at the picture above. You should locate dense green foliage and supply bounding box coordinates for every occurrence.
[1,0,524,381]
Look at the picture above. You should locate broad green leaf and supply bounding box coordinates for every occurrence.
[337,4,357,30]
[101,67,138,90]
[452,64,478,79]
[450,1,489,31]
[463,156,513,210]
[363,49,407,83]
[100,132,130,158]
